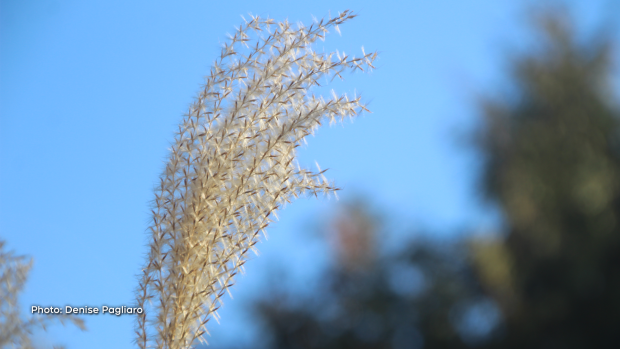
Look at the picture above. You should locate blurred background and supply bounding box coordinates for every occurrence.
[1,0,620,348]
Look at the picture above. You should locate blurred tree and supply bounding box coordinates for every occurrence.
[471,10,620,349]
[252,242,482,349]
[216,203,492,349]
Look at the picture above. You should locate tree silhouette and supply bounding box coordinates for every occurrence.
[217,202,490,349]
[471,10,620,349]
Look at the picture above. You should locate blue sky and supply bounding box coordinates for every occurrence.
[1,0,618,348]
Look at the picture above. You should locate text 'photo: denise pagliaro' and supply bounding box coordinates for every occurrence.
[32,306,143,315]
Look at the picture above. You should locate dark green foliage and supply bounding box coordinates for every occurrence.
[472,12,620,349]
[253,241,486,349]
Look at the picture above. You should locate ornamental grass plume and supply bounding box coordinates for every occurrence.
[0,240,85,348]
[135,10,376,349]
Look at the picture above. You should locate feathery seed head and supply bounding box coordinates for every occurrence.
[135,10,376,349]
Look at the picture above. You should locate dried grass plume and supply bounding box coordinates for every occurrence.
[135,10,376,349]
[0,241,85,349]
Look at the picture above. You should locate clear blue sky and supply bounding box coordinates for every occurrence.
[1,0,617,348]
